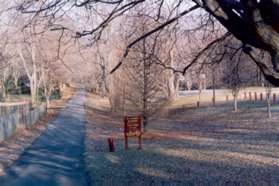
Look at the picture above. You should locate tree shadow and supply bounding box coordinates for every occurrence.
[87,140,279,185]
[85,102,279,185]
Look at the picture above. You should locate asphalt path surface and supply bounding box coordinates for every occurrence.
[0,91,89,186]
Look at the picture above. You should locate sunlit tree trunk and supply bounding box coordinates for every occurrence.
[13,71,20,94]
[233,90,239,112]
[167,72,177,101]
[18,42,39,106]
[266,85,272,119]
[212,68,216,106]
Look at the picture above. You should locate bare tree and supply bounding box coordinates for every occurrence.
[13,1,279,85]
[122,40,168,130]
[110,14,170,130]
[228,63,241,112]
[210,65,217,106]
[17,36,42,105]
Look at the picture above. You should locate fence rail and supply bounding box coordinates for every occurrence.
[0,102,31,117]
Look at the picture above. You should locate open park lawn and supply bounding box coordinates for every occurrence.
[85,91,279,185]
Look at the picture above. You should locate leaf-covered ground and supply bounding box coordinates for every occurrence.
[85,93,279,185]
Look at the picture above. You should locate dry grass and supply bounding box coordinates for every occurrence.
[0,87,75,176]
[171,87,279,109]
[85,91,279,185]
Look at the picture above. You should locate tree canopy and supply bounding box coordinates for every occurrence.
[14,0,279,85]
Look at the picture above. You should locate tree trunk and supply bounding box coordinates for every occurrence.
[167,49,177,101]
[14,77,20,94]
[30,77,37,106]
[186,74,192,91]
[266,86,272,119]
[100,81,106,97]
[18,43,38,106]
[233,93,238,112]
[142,38,149,132]
[0,82,3,101]
[167,71,177,101]
[174,74,180,95]
[212,87,216,106]
[44,85,50,110]
[13,72,20,94]
[2,85,7,100]
[100,64,108,97]
[31,85,36,106]
[198,88,202,106]
[142,45,147,132]
[212,69,216,106]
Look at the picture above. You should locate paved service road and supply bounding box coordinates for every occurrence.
[0,91,89,186]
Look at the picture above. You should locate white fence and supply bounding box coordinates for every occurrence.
[0,103,46,142]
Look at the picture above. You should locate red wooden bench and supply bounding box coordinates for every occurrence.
[124,116,142,150]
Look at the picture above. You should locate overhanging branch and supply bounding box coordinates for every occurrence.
[110,4,200,74]
[182,32,231,75]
